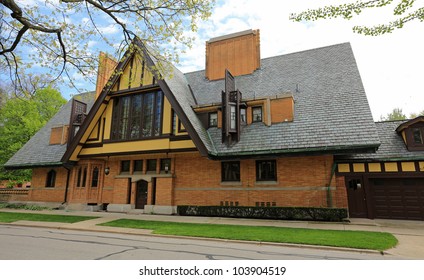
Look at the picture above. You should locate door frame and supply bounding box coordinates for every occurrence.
[345,175,369,218]
[135,180,148,209]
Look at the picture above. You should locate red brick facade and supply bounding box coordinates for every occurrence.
[2,152,348,210]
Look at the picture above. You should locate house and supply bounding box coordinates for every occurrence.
[4,30,423,220]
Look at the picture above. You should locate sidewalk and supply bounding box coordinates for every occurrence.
[2,209,424,259]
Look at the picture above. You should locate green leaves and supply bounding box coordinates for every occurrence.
[0,86,66,180]
[290,0,422,36]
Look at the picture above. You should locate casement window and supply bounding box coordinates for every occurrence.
[46,170,56,188]
[120,160,130,174]
[134,160,143,173]
[256,160,277,181]
[240,108,247,125]
[412,128,424,145]
[147,159,157,172]
[160,158,171,173]
[76,167,82,187]
[91,167,99,187]
[111,90,163,140]
[209,112,218,127]
[221,161,241,182]
[252,106,263,122]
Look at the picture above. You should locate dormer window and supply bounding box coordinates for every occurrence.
[413,128,423,145]
[209,112,218,127]
[396,116,424,151]
[240,108,247,125]
[252,106,262,122]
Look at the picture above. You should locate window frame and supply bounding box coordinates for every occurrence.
[208,112,218,128]
[120,160,131,174]
[406,125,424,151]
[111,90,164,141]
[46,170,56,188]
[252,106,263,123]
[256,160,277,182]
[221,161,241,182]
[146,159,157,173]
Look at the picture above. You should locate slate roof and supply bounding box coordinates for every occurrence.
[337,120,424,161]
[184,42,380,157]
[4,92,95,168]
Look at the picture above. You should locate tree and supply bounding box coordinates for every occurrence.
[0,0,214,95]
[0,86,66,180]
[290,0,424,36]
[380,107,407,121]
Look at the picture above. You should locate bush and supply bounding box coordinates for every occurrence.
[0,203,51,211]
[177,205,348,222]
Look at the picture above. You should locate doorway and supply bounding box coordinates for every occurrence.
[135,180,148,209]
[345,176,368,218]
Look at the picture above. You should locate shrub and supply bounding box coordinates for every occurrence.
[177,205,348,222]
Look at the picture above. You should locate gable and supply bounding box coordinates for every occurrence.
[62,42,203,162]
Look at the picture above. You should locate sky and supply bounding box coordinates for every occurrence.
[7,0,424,121]
[172,0,424,121]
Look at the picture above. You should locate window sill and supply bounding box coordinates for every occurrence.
[220,181,242,186]
[254,181,278,186]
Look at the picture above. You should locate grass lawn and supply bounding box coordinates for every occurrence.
[0,212,99,223]
[100,219,398,251]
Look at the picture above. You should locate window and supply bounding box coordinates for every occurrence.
[134,160,143,173]
[413,128,423,144]
[171,109,177,135]
[147,159,157,172]
[91,167,99,187]
[256,160,277,181]
[230,105,236,130]
[209,112,218,127]
[252,106,262,122]
[160,158,171,173]
[76,167,82,187]
[82,167,87,187]
[240,108,247,125]
[46,170,56,188]
[111,90,163,140]
[121,160,130,174]
[222,161,240,182]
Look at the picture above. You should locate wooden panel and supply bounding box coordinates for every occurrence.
[385,162,398,172]
[353,163,365,172]
[338,164,350,173]
[401,162,416,172]
[370,178,424,220]
[368,163,382,172]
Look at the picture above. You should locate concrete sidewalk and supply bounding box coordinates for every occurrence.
[2,209,424,259]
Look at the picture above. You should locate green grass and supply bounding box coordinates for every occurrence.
[0,212,99,223]
[100,219,398,251]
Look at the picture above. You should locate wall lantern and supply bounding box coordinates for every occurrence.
[164,163,169,174]
[104,166,110,175]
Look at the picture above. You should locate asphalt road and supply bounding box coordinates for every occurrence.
[0,225,400,260]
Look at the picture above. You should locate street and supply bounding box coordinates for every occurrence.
[0,224,401,260]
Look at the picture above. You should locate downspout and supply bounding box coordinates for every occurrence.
[326,162,337,208]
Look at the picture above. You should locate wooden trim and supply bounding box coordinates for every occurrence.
[77,148,198,158]
[87,120,101,142]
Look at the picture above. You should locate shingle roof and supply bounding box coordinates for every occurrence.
[4,92,95,168]
[185,42,380,157]
[338,120,424,161]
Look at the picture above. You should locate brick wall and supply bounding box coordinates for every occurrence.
[171,153,346,208]
[29,167,68,202]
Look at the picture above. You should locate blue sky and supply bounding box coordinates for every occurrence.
[6,0,424,120]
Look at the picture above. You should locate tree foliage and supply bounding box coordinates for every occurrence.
[380,107,407,121]
[0,0,214,95]
[0,86,66,180]
[290,0,424,36]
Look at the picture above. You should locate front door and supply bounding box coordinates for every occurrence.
[345,176,368,218]
[135,180,148,209]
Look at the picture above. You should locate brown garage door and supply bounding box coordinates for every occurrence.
[370,178,424,220]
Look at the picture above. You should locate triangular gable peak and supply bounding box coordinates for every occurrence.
[395,116,424,151]
[62,38,209,163]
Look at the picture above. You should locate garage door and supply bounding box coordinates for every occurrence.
[370,178,424,220]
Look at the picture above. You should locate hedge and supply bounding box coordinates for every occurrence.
[177,205,348,222]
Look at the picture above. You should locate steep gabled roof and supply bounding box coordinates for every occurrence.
[62,37,212,162]
[4,92,95,169]
[186,42,380,157]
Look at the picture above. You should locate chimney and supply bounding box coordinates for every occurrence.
[95,52,118,98]
[205,29,260,80]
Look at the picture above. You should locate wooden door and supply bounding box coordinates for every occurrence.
[135,180,148,209]
[345,176,368,218]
